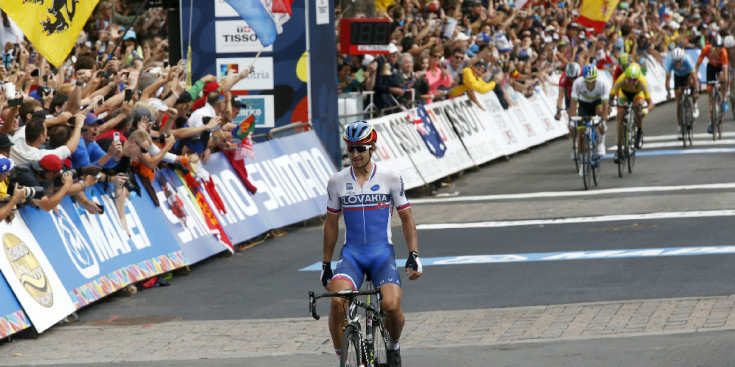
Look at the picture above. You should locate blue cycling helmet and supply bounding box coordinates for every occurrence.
[343,120,378,145]
[582,64,598,81]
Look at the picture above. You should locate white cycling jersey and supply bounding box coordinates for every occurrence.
[326,163,411,247]
[571,77,611,103]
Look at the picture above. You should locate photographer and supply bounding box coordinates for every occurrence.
[0,154,26,222]
[12,154,97,212]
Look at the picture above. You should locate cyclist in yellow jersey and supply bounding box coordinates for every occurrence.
[609,64,655,162]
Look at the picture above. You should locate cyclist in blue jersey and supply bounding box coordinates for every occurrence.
[322,120,422,367]
[665,48,700,129]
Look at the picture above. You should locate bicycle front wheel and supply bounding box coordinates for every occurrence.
[582,134,591,190]
[571,128,579,172]
[679,100,688,147]
[341,325,363,367]
[627,124,637,174]
[371,321,389,367]
[712,93,720,141]
[617,125,626,178]
[591,135,601,186]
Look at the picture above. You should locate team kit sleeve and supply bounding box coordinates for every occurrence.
[389,170,411,212]
[697,45,710,65]
[570,78,580,101]
[722,49,729,66]
[326,175,342,215]
[610,74,625,95]
[640,77,652,100]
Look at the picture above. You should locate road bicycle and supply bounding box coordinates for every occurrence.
[707,79,724,140]
[571,115,602,190]
[612,102,644,178]
[570,117,580,173]
[310,285,389,367]
[675,86,695,147]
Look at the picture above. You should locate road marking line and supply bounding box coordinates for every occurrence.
[644,132,735,142]
[412,183,735,204]
[609,140,735,151]
[415,210,735,230]
[299,245,735,270]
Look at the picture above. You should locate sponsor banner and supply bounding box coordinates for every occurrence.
[0,276,28,338]
[0,216,75,333]
[423,101,476,171]
[645,56,668,104]
[316,0,330,25]
[156,170,232,265]
[233,95,275,128]
[21,179,187,309]
[441,96,506,164]
[214,20,274,53]
[202,130,336,243]
[216,57,275,91]
[521,91,567,141]
[506,87,547,147]
[370,115,425,189]
[475,91,531,157]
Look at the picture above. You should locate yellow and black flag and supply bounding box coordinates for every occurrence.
[0,0,100,66]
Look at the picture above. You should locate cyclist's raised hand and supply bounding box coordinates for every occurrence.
[321,262,333,290]
[405,251,423,280]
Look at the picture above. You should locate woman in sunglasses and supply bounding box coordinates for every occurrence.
[321,120,421,367]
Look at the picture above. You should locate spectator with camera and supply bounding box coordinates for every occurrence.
[0,155,26,223]
[11,154,97,212]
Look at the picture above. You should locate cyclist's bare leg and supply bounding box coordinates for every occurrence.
[689,74,699,103]
[675,90,683,122]
[616,108,624,148]
[634,98,645,129]
[707,87,714,121]
[380,283,405,343]
[328,279,353,350]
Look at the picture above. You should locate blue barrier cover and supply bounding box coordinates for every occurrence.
[20,177,187,309]
[0,275,28,338]
[154,169,231,265]
[204,131,336,244]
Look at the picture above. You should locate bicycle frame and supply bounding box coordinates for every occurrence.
[675,86,694,147]
[707,78,724,140]
[571,115,602,189]
[309,288,387,367]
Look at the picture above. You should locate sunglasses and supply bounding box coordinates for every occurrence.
[346,145,370,154]
[626,77,637,83]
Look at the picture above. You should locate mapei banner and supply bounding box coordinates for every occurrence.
[19,179,187,310]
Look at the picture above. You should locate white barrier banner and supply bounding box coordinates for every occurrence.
[645,55,668,104]
[370,115,426,189]
[443,96,507,164]
[421,102,476,174]
[521,91,567,141]
[476,90,532,156]
[0,216,75,333]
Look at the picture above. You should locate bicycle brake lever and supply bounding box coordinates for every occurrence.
[309,291,320,320]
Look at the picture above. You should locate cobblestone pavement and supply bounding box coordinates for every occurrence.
[4,295,735,365]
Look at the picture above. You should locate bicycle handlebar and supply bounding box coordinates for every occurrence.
[309,289,382,320]
[570,116,602,122]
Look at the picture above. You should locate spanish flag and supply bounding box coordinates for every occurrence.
[576,0,620,33]
[0,0,100,66]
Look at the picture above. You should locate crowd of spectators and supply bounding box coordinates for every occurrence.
[335,0,735,115]
[0,0,255,245]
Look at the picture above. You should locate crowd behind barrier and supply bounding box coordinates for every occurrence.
[0,131,335,338]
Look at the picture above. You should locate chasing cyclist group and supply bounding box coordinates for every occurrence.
[557,34,735,167]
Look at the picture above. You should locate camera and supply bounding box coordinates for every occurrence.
[6,184,45,200]
[38,85,52,97]
[158,133,170,144]
[53,168,78,187]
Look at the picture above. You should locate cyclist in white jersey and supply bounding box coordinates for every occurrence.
[570,64,610,159]
[321,120,422,367]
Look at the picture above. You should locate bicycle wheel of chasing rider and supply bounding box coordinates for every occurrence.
[627,123,637,174]
[730,88,735,121]
[341,325,363,367]
[679,100,689,147]
[582,134,592,190]
[617,127,626,178]
[685,97,695,146]
[571,127,579,172]
[371,320,389,367]
[591,136,601,186]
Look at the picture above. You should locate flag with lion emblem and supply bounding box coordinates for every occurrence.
[0,0,100,66]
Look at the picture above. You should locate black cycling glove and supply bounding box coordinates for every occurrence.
[320,262,333,286]
[405,251,423,274]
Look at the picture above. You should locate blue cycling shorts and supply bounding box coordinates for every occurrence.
[332,244,401,290]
